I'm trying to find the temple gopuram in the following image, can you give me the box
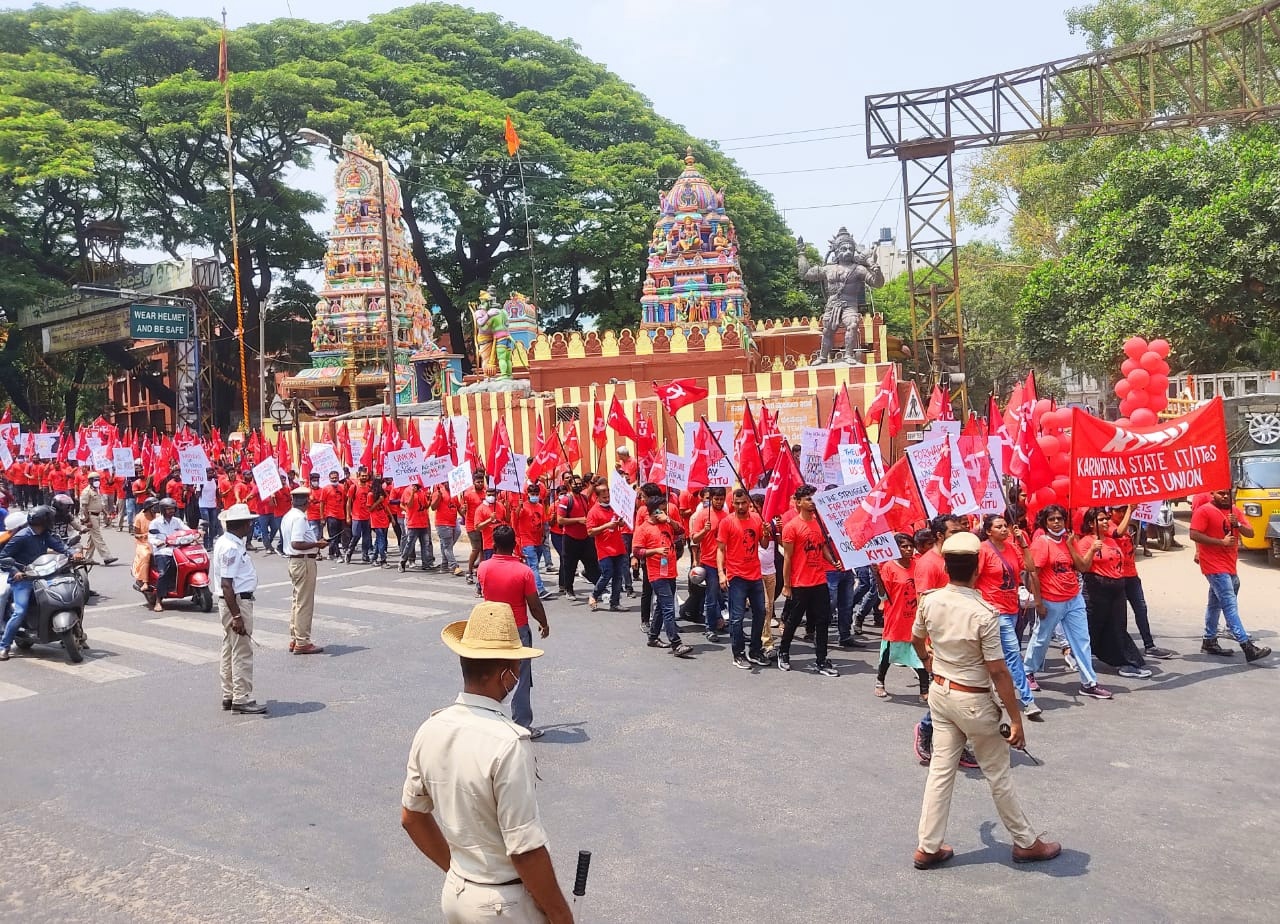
[282,135,452,415]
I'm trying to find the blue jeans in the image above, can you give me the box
[201,507,220,550]
[1204,572,1249,644]
[1,580,33,649]
[436,525,459,569]
[649,577,681,643]
[512,624,534,728]
[522,546,547,594]
[727,576,767,658]
[401,527,433,566]
[701,565,722,633]
[594,553,625,607]
[827,569,854,641]
[347,519,371,560]
[1025,593,1098,687]
[124,496,137,527]
[998,613,1034,707]
[539,533,554,569]
[851,565,877,620]
[372,527,388,563]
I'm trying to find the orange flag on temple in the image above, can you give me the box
[504,115,521,157]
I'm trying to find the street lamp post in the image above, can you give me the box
[298,128,399,426]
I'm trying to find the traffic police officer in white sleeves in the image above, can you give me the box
[212,503,267,715]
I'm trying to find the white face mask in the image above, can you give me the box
[1047,527,1067,539]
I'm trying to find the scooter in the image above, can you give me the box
[0,537,92,664]
[142,528,213,612]
[1153,500,1178,552]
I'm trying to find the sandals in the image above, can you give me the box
[874,681,888,698]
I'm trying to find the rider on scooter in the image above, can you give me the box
[149,497,187,612]
[0,506,70,661]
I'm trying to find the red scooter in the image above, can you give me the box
[142,528,212,612]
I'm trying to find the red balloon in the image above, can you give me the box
[1114,417,1131,427]
[1038,434,1061,457]
[1123,336,1149,359]
[1140,351,1163,372]
[1130,408,1157,427]
[1033,398,1053,420]
[1114,379,1132,399]
[1120,358,1138,376]
[1050,452,1070,475]
[1034,486,1057,506]
[1149,393,1169,413]
[1051,475,1071,495]
[1154,359,1170,377]
[1127,367,1151,389]
[1149,338,1170,358]
[1149,373,1169,393]
[1127,389,1149,409]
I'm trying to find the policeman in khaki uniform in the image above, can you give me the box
[79,473,117,565]
[212,503,266,715]
[401,602,574,924]
[911,531,1061,870]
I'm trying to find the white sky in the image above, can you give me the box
[62,0,1087,257]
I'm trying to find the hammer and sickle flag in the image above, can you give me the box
[653,379,708,416]
[842,457,925,549]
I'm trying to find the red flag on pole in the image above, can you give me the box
[634,409,657,461]
[405,419,423,450]
[735,403,765,489]
[606,395,637,442]
[425,420,449,459]
[652,378,708,416]
[464,426,479,471]
[922,443,953,515]
[276,431,292,473]
[847,406,879,482]
[686,420,718,492]
[486,419,514,486]
[866,364,902,436]
[591,401,607,450]
[759,404,784,471]
[336,422,353,466]
[926,384,953,422]
[842,457,926,548]
[761,441,804,523]
[526,418,562,482]
[358,424,374,471]
[560,422,582,471]
[823,383,855,461]
[1008,405,1053,492]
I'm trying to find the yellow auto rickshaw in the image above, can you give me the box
[1233,450,1280,566]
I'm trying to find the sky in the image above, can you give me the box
[62,0,1089,261]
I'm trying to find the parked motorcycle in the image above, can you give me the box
[142,528,212,612]
[1153,500,1177,552]
[0,536,91,664]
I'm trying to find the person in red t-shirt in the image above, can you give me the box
[430,484,461,575]
[716,487,769,669]
[460,472,488,583]
[1108,506,1173,660]
[875,533,930,699]
[399,482,435,572]
[1190,488,1271,662]
[344,471,374,563]
[914,515,966,593]
[477,525,550,733]
[555,477,599,599]
[1078,506,1151,679]
[778,485,838,676]
[632,497,692,656]
[614,446,639,485]
[367,480,391,565]
[513,483,551,597]
[320,471,348,559]
[689,487,727,640]
[586,483,628,611]
[975,514,1040,718]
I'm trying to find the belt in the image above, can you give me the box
[238,592,255,600]
[932,675,989,694]
[461,876,522,887]
[286,554,316,559]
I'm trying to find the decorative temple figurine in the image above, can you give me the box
[797,226,885,365]
[639,148,751,330]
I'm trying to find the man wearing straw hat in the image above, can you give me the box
[401,602,574,923]
[213,503,267,715]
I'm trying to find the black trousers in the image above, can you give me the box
[558,535,599,593]
[325,516,344,558]
[155,555,176,600]
[1084,573,1144,668]
[779,583,831,663]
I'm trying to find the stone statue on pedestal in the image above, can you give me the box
[797,226,884,364]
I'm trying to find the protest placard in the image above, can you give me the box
[91,444,112,472]
[683,420,734,487]
[0,441,11,469]
[1132,500,1162,523]
[1068,398,1230,505]
[447,461,473,497]
[34,434,57,459]
[384,446,425,487]
[420,455,452,487]
[177,444,211,485]
[665,452,689,490]
[905,435,979,517]
[112,448,136,478]
[0,423,20,445]
[252,458,282,500]
[308,442,343,480]
[813,482,899,569]
[609,471,637,529]
[837,443,884,486]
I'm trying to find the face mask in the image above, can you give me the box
[528,492,540,500]
[599,500,611,508]
[1047,527,1067,539]
[486,495,497,504]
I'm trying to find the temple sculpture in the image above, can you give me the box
[796,226,884,364]
[640,149,749,328]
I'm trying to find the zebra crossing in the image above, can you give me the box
[0,572,479,705]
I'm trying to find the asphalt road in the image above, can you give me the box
[0,521,1276,923]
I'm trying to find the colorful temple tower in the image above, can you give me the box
[287,135,442,411]
[640,149,749,328]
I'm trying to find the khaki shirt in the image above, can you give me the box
[80,486,105,515]
[912,584,1003,689]
[402,692,548,884]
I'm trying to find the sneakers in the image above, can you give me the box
[0,646,10,662]
[958,747,979,769]
[465,572,476,585]
[1079,684,1113,700]
[1012,838,1062,864]
[1023,701,1044,721]
[838,637,863,649]
[671,642,694,658]
[776,654,792,672]
[538,590,556,601]
[811,660,838,677]
[1062,646,1079,673]
[1200,638,1234,657]
[746,651,769,667]
[1144,645,1176,660]
[231,700,268,715]
[1243,640,1273,663]
[704,630,719,643]
[733,653,751,670]
[914,721,933,764]
[1118,665,1152,679]
[1026,672,1041,692]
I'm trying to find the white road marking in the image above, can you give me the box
[147,616,293,649]
[250,609,364,635]
[0,680,38,702]
[347,584,475,607]
[22,656,145,683]
[313,594,447,619]
[88,627,219,664]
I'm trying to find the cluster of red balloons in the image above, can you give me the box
[1034,400,1074,508]
[1113,336,1172,427]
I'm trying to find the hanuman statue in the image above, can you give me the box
[797,227,884,364]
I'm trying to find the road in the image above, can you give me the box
[0,521,1276,923]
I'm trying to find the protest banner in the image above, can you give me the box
[665,452,689,490]
[447,461,473,497]
[905,435,979,516]
[683,420,734,487]
[609,471,637,530]
[177,444,211,485]
[799,427,843,487]
[724,395,817,444]
[1068,397,1230,505]
[112,448,136,478]
[252,458,283,500]
[1132,500,1162,523]
[349,437,365,470]
[813,482,899,569]
[384,446,425,487]
[420,455,452,487]
[34,434,57,459]
[308,442,343,480]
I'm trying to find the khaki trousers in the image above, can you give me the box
[219,597,254,704]
[917,684,1037,853]
[761,573,777,647]
[288,556,317,645]
[441,869,547,924]
[84,515,111,562]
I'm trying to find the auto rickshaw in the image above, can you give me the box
[1233,450,1280,566]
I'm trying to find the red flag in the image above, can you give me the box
[922,442,953,515]
[336,423,353,466]
[652,378,708,416]
[446,419,459,466]
[276,431,292,473]
[0,405,9,425]
[561,422,582,471]
[74,429,90,463]
[1008,407,1054,492]
[486,419,514,486]
[591,401,607,450]
[846,406,879,482]
[425,420,449,459]
[958,415,991,501]
[842,457,926,548]
[926,384,953,422]
[464,426,479,470]
[504,114,520,157]
[761,441,804,523]
[686,420,719,491]
[526,418,562,482]
[866,364,902,437]
[405,419,423,450]
[300,441,313,481]
[358,424,374,471]
[759,404,784,471]
[634,409,657,461]
[823,383,855,461]
[735,403,765,489]
[606,395,637,442]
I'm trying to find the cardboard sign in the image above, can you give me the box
[799,427,843,488]
[683,420,734,487]
[1132,500,1162,523]
[1069,398,1230,505]
[447,461,473,497]
[905,435,980,517]
[813,482,899,569]
[837,443,884,486]
[385,446,426,488]
[112,447,136,478]
[665,452,689,491]
[724,396,817,444]
[308,442,343,480]
[420,454,452,487]
[349,438,365,470]
[252,458,282,500]
[494,452,525,493]
[91,445,112,472]
[0,441,11,469]
[177,444,211,485]
[609,471,637,530]
[34,434,58,459]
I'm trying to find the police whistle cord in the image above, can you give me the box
[572,850,591,919]
[999,722,1041,766]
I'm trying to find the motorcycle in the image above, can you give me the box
[1153,500,1178,552]
[142,528,213,612]
[0,537,92,664]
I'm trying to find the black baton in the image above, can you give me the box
[572,849,591,919]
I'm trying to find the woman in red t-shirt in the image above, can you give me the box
[368,481,391,566]
[1079,507,1151,678]
[874,533,929,700]
[976,514,1041,717]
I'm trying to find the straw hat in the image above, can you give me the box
[442,602,544,660]
[290,485,311,496]
[218,503,256,523]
